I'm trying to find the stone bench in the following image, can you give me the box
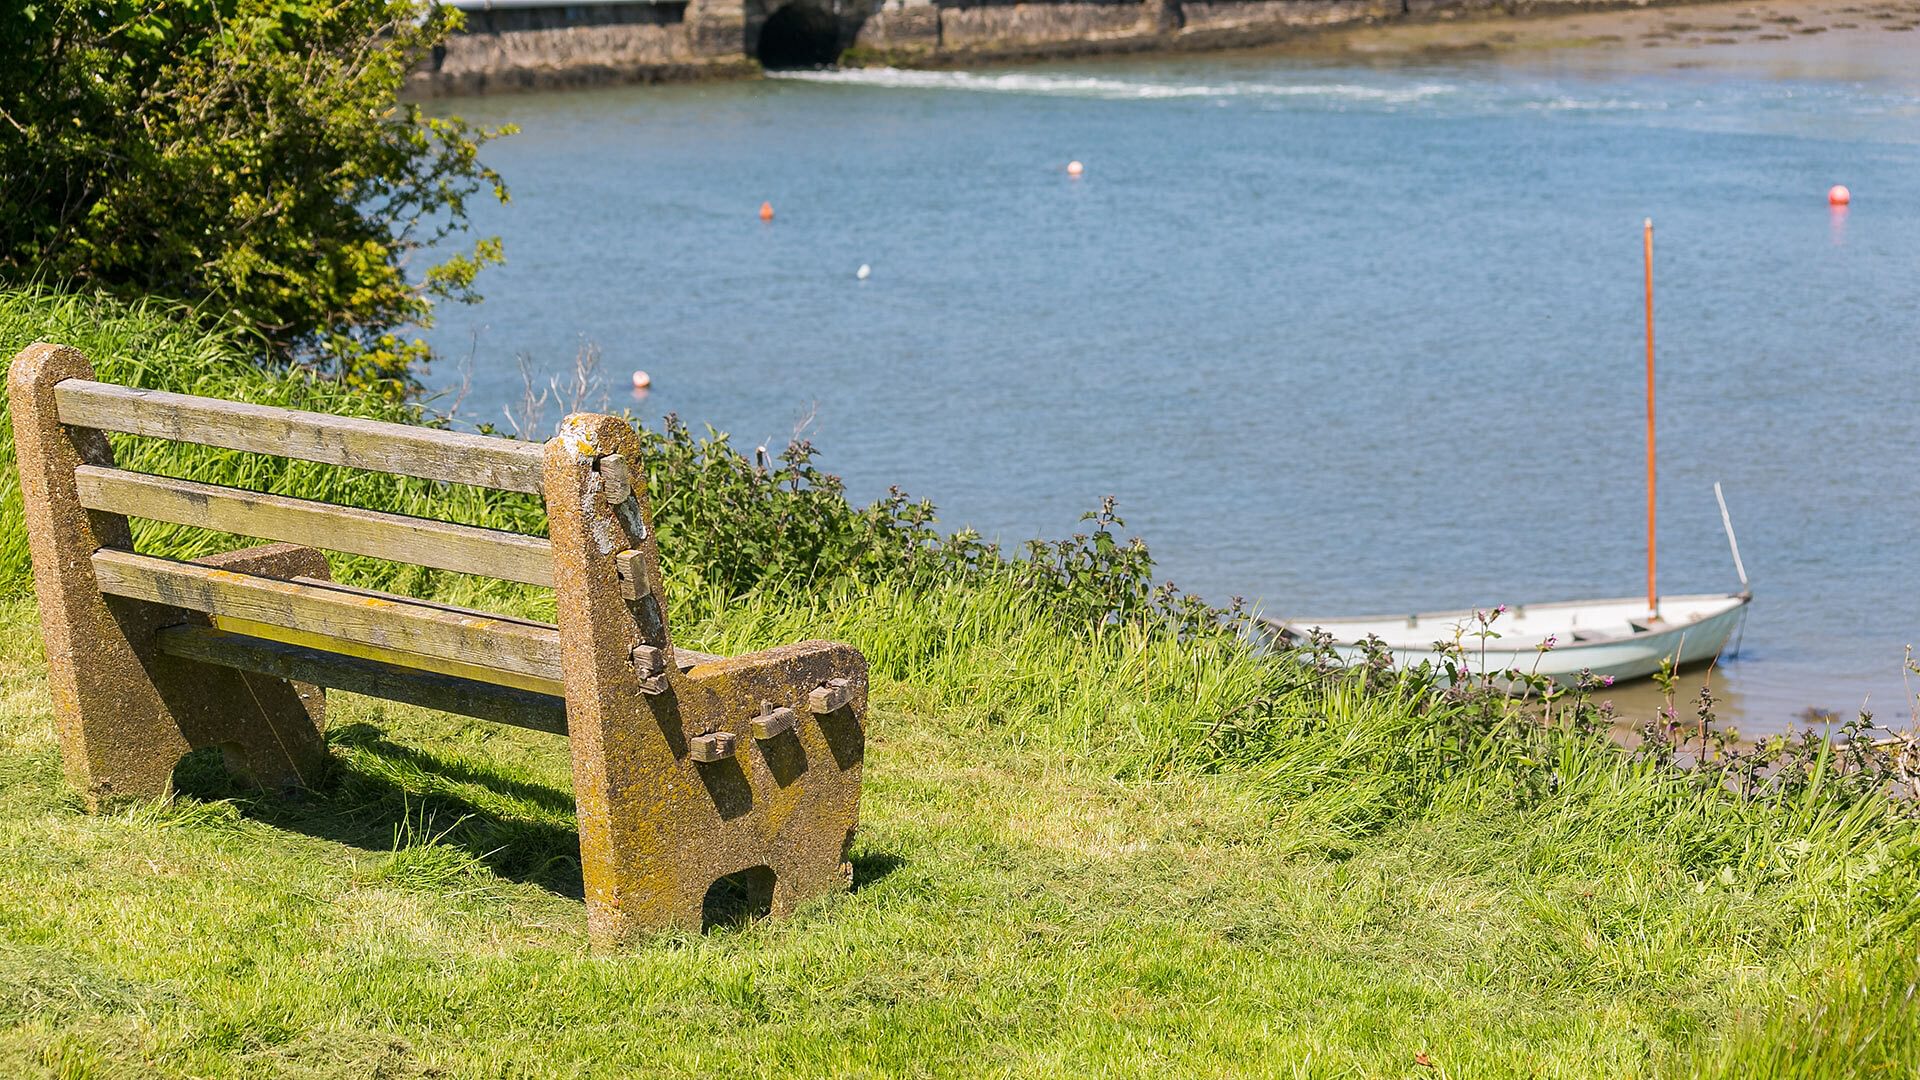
[9,342,866,948]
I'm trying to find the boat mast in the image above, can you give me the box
[1643,218,1658,619]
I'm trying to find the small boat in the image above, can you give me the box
[1257,591,1751,687]
[1261,221,1754,689]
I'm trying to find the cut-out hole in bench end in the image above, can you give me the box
[702,865,775,931]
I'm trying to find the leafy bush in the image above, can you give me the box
[630,417,1222,633]
[0,289,1201,640]
[0,0,511,390]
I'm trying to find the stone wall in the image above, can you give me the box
[1177,0,1392,35]
[408,0,1673,95]
[937,3,1150,51]
[414,1,756,94]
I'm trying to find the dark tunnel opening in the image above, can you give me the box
[757,2,842,69]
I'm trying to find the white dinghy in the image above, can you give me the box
[1262,221,1754,688]
[1258,591,1750,687]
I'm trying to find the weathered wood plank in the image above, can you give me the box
[284,572,725,664]
[285,575,560,630]
[154,624,570,734]
[92,548,564,694]
[616,549,646,601]
[75,466,555,586]
[675,646,725,668]
[54,380,547,493]
[271,552,720,670]
[282,576,724,668]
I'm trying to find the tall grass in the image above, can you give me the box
[688,578,1920,933]
[5,288,1916,934]
[0,288,549,606]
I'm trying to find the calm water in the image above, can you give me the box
[427,29,1920,732]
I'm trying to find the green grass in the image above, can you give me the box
[0,288,551,609]
[1,582,1916,1077]
[2,290,1918,1076]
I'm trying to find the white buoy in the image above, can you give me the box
[631,370,652,390]
[1067,160,1084,177]
[856,264,871,280]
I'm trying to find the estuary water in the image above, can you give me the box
[427,5,1920,732]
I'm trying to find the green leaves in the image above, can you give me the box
[0,0,510,390]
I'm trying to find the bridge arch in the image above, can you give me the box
[756,1,842,69]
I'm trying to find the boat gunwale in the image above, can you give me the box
[1259,591,1751,652]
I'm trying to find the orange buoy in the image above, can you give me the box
[759,201,775,221]
[1828,184,1851,206]
[631,370,652,390]
[1066,160,1084,177]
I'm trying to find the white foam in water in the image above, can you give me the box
[1522,96,1670,112]
[769,66,1455,105]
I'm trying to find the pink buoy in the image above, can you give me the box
[1067,160,1084,177]
[631,370,652,390]
[1828,184,1851,206]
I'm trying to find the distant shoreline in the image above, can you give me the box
[844,0,1753,71]
[408,0,1920,97]
[1211,0,1920,65]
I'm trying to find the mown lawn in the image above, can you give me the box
[0,587,1914,1078]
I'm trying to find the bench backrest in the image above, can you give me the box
[30,371,677,706]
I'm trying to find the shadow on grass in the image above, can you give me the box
[327,726,581,816]
[174,724,588,899]
[852,851,905,891]
[172,722,908,910]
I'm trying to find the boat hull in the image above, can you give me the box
[1259,592,1751,687]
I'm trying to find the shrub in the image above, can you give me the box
[0,289,1200,640]
[0,0,511,390]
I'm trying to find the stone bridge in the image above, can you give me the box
[414,0,1639,93]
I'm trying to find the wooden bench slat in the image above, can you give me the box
[54,380,548,494]
[75,466,556,587]
[155,624,570,735]
[94,550,721,700]
[283,575,561,630]
[92,548,564,695]
[277,578,724,669]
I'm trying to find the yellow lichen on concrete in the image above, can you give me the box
[542,412,866,946]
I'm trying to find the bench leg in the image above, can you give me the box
[543,413,865,948]
[9,343,328,807]
[675,640,866,920]
[177,544,331,794]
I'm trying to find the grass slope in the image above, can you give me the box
[1,292,1917,1077]
[2,587,1917,1078]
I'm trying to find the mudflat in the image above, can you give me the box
[1257,0,1920,70]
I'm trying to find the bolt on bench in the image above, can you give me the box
[9,342,866,948]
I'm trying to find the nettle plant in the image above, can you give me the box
[622,418,1233,638]
[1311,605,1920,811]
[1637,659,1920,807]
